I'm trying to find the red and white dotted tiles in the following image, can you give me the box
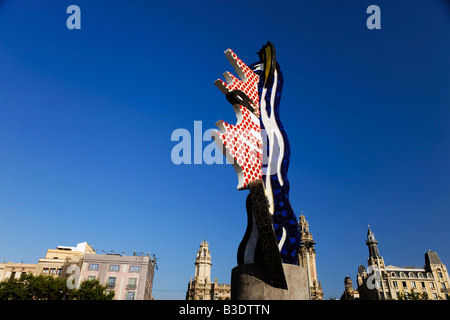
[213,49,263,190]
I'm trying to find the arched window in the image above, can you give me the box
[417,273,423,279]
[400,272,406,278]
[408,272,414,278]
[391,272,396,277]
[427,273,433,279]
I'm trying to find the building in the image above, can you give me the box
[297,213,323,300]
[340,275,360,300]
[186,240,231,300]
[0,242,94,282]
[0,262,37,281]
[36,242,95,278]
[342,226,450,300]
[78,252,156,300]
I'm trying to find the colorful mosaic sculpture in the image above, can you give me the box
[212,42,301,287]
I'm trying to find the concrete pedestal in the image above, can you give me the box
[231,263,309,300]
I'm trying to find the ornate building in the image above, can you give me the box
[186,240,231,300]
[341,275,360,300]
[297,213,323,300]
[342,226,450,300]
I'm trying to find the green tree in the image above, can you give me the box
[26,273,69,300]
[71,279,114,300]
[0,274,114,300]
[0,273,70,300]
[0,276,27,300]
[397,289,429,300]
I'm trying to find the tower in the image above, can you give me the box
[340,275,361,300]
[194,240,212,284]
[297,213,323,300]
[186,240,231,300]
[358,226,387,300]
[425,249,450,299]
[366,225,384,268]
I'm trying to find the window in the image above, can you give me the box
[402,281,407,288]
[393,281,398,288]
[427,273,433,279]
[421,282,426,289]
[441,282,447,290]
[50,268,56,274]
[400,272,406,278]
[129,266,140,272]
[411,281,416,288]
[42,268,49,274]
[430,282,435,289]
[89,264,99,270]
[126,291,135,300]
[408,272,414,278]
[127,278,137,290]
[109,265,120,272]
[432,293,438,300]
[87,276,96,281]
[107,277,116,289]
[417,273,423,279]
[56,269,62,275]
[391,272,396,277]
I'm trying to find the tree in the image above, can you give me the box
[0,273,69,300]
[397,289,429,300]
[0,276,27,300]
[0,274,114,300]
[71,279,114,300]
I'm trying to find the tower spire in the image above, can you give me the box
[366,225,381,259]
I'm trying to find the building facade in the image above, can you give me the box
[186,240,231,300]
[36,242,95,278]
[297,213,323,300]
[78,252,156,300]
[341,275,360,300]
[0,242,94,282]
[0,262,37,282]
[342,226,450,300]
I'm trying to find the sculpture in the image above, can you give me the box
[212,42,302,291]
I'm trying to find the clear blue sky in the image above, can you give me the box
[0,0,449,300]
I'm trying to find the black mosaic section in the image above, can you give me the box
[237,194,255,266]
[248,179,287,290]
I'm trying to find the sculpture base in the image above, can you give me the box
[231,263,309,300]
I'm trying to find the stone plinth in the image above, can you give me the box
[231,263,309,300]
